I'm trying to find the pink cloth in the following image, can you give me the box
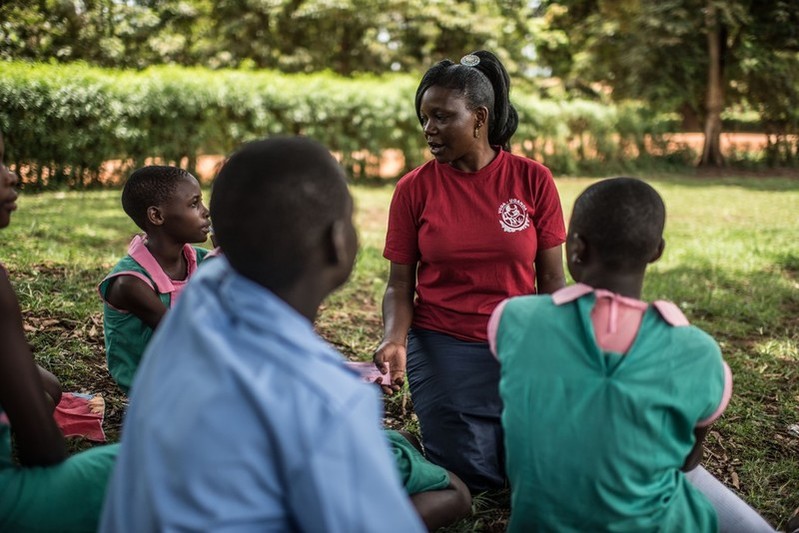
[346,361,392,386]
[53,392,106,442]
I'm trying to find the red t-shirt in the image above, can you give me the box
[384,150,566,342]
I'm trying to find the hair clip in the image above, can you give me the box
[460,54,480,67]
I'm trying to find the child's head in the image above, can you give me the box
[0,131,19,229]
[121,165,210,243]
[210,137,357,294]
[567,177,665,280]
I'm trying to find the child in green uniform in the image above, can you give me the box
[99,165,212,393]
[489,177,773,532]
[0,130,118,532]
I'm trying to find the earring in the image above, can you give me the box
[474,124,481,139]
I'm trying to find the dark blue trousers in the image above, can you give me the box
[406,328,506,491]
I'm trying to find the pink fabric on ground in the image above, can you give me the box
[347,361,392,386]
[53,392,106,442]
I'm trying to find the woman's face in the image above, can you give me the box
[419,86,484,171]
[0,134,19,229]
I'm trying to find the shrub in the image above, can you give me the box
[0,61,720,188]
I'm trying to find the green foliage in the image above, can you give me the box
[0,0,541,79]
[536,0,799,166]
[0,61,717,188]
[0,62,423,186]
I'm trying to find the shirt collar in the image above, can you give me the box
[128,235,198,294]
[551,283,689,326]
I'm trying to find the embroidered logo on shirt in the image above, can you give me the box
[498,199,530,233]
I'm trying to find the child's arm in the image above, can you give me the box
[0,269,67,466]
[682,426,708,472]
[683,360,731,472]
[104,275,167,329]
[535,245,566,294]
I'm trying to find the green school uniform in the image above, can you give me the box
[386,430,451,494]
[495,291,725,532]
[99,236,209,393]
[0,405,119,532]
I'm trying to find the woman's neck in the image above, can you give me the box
[449,144,498,173]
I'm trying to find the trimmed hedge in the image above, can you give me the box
[1,61,691,188]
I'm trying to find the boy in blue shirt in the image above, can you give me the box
[100,138,430,532]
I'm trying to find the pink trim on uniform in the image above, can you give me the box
[98,235,200,309]
[697,361,733,427]
[552,283,732,426]
[206,247,223,259]
[0,411,9,425]
[127,235,198,300]
[551,283,593,305]
[590,289,648,354]
[652,300,690,327]
[487,299,509,359]
[552,284,692,353]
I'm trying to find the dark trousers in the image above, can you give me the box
[406,328,506,492]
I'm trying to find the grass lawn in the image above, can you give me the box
[2,174,798,531]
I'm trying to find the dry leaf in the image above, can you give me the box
[731,472,740,489]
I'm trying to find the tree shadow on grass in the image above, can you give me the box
[647,263,798,526]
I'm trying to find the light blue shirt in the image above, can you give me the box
[100,258,424,533]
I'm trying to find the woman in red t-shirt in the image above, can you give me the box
[374,50,567,491]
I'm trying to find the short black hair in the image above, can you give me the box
[415,50,518,151]
[121,166,195,230]
[570,177,666,269]
[210,137,350,290]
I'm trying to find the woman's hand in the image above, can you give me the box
[373,340,407,395]
[376,261,416,395]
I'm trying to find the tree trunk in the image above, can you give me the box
[700,2,725,167]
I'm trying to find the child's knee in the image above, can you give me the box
[37,365,62,408]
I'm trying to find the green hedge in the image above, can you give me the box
[0,61,699,188]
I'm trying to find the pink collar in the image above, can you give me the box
[128,235,199,294]
[552,283,689,327]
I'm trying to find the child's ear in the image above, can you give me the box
[568,232,588,265]
[329,219,350,267]
[147,206,164,227]
[649,238,666,264]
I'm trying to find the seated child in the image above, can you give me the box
[99,165,211,393]
[388,429,471,530]
[100,137,468,532]
[489,177,773,532]
[0,130,118,532]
